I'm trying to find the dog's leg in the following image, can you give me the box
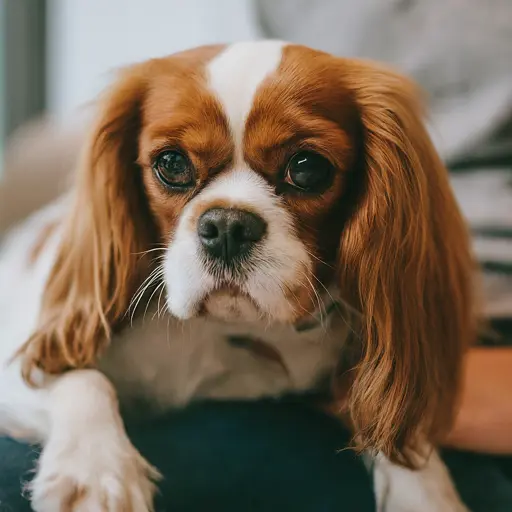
[372,449,468,512]
[30,369,159,512]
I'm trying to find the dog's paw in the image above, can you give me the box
[374,451,468,512]
[30,434,160,512]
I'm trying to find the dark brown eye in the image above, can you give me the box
[285,151,333,193]
[153,150,194,188]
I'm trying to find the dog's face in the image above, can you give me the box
[137,43,360,323]
[23,42,475,466]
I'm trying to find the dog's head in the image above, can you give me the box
[22,42,475,465]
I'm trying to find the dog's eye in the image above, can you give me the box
[153,150,194,188]
[284,151,333,193]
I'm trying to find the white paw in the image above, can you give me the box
[378,481,469,512]
[374,451,468,512]
[30,434,160,512]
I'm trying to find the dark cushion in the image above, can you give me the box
[3,399,512,511]
[0,400,375,512]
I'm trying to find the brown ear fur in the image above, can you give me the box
[338,61,476,467]
[19,64,155,382]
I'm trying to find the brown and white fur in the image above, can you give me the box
[0,41,475,511]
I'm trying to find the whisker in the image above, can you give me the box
[155,281,168,320]
[309,273,336,306]
[302,272,325,318]
[128,266,165,325]
[132,247,167,256]
[304,249,334,270]
[308,272,361,334]
[336,297,363,336]
[132,265,163,294]
[130,280,157,325]
[128,267,163,314]
[143,274,165,322]
[295,271,330,333]
[132,247,167,264]
[149,280,167,321]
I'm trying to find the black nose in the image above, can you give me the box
[197,208,267,263]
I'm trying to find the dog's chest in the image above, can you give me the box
[99,310,349,413]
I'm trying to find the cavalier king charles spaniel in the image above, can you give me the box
[0,41,475,511]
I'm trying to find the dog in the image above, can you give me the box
[0,41,475,511]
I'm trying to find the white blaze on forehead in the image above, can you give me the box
[206,41,286,161]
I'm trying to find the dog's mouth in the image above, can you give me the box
[198,284,339,329]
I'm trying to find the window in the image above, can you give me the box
[1,0,46,174]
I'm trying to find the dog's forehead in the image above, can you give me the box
[206,41,286,145]
[143,41,347,136]
[141,41,355,173]
[142,42,284,144]
[202,42,353,144]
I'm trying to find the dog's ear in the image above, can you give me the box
[18,63,156,382]
[337,60,476,467]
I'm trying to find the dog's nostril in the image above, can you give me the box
[235,218,265,243]
[198,220,219,240]
[231,223,247,243]
[197,208,266,263]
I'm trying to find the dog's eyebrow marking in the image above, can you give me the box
[227,335,289,376]
[206,41,285,163]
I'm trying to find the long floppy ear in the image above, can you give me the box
[338,61,476,467]
[19,64,155,382]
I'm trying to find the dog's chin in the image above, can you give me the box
[167,284,301,324]
[201,289,263,323]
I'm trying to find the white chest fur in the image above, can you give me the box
[101,309,349,414]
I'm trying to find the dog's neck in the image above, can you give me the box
[103,296,355,414]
